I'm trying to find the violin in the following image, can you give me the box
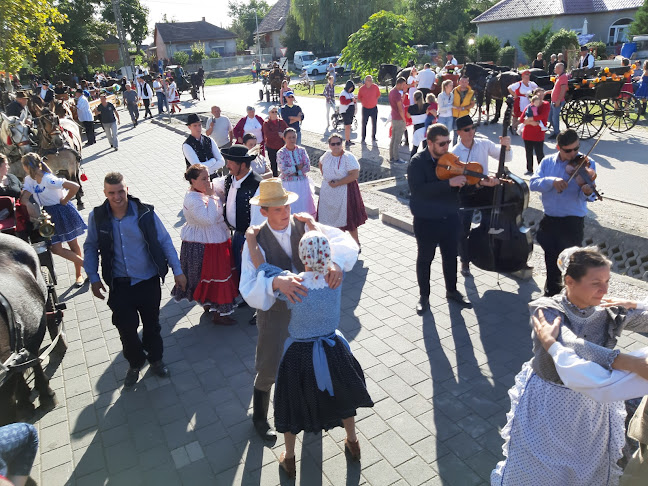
[565,153,603,201]
[435,152,488,186]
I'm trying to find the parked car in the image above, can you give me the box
[294,51,316,70]
[303,57,338,76]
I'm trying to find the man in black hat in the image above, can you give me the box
[450,115,508,276]
[578,46,594,70]
[182,113,225,174]
[5,91,32,124]
[38,81,54,104]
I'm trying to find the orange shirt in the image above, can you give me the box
[358,83,381,109]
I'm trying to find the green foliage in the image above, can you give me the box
[471,35,501,62]
[444,27,471,63]
[630,0,648,36]
[543,29,579,61]
[499,45,516,67]
[190,42,207,63]
[518,23,553,63]
[280,14,303,59]
[87,63,117,75]
[209,50,221,59]
[101,0,149,47]
[586,41,607,60]
[173,51,189,65]
[408,0,473,46]
[0,0,72,77]
[228,0,270,49]
[341,11,416,77]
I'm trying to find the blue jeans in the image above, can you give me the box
[0,423,38,477]
[437,115,454,140]
[156,92,166,114]
[549,101,565,136]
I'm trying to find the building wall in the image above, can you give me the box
[262,25,288,59]
[476,10,638,64]
[155,31,168,61]
[102,46,120,65]
[162,38,237,60]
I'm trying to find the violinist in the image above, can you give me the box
[450,115,509,277]
[530,129,597,297]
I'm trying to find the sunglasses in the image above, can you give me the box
[461,126,475,132]
[560,145,580,153]
[329,141,342,146]
[434,140,450,147]
[270,111,278,113]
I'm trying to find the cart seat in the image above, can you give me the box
[0,196,17,234]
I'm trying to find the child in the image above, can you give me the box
[525,94,547,131]
[423,93,438,134]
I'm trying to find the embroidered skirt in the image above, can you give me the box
[43,202,87,245]
[172,240,238,315]
[274,335,374,435]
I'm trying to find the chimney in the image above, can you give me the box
[202,17,205,22]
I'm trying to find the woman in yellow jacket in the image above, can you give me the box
[452,76,475,143]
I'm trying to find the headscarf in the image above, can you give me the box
[557,246,580,275]
[298,231,331,276]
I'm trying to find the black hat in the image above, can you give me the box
[14,91,27,99]
[221,144,256,163]
[456,115,474,131]
[580,45,588,51]
[186,113,201,125]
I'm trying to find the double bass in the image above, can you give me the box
[467,96,533,273]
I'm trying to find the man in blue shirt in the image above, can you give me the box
[84,172,187,387]
[530,129,596,296]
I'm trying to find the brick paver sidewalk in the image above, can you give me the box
[28,118,647,486]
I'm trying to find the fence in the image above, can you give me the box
[201,54,273,75]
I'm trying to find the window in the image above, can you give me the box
[608,18,633,45]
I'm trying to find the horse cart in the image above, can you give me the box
[259,67,290,103]
[560,66,642,139]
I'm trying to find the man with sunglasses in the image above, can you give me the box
[408,123,476,315]
[451,115,509,277]
[530,129,596,296]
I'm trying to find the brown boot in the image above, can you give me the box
[279,451,296,478]
[344,438,361,461]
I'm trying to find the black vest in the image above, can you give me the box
[183,135,213,168]
[92,195,169,287]
[223,171,262,232]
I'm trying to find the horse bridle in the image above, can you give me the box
[37,114,63,151]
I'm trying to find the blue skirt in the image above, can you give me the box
[274,336,374,434]
[44,203,87,245]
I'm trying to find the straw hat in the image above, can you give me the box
[250,178,298,207]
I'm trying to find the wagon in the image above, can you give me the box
[259,67,290,103]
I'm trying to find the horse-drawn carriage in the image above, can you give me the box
[166,65,192,93]
[560,65,641,139]
[259,65,290,103]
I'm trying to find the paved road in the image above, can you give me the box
[26,115,648,485]
[170,81,648,207]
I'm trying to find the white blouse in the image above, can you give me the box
[179,188,231,244]
[23,173,67,207]
[243,117,263,142]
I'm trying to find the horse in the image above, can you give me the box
[0,233,62,425]
[0,113,34,176]
[34,110,86,210]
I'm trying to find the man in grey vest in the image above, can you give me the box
[239,178,359,440]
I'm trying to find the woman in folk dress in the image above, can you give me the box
[167,77,181,113]
[276,127,316,216]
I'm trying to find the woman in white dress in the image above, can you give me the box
[317,133,367,247]
[276,127,316,216]
[492,246,648,486]
[407,67,419,103]
[407,90,429,157]
[167,77,181,113]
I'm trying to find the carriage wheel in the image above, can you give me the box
[470,98,498,124]
[602,92,641,133]
[561,98,604,140]
[259,89,264,102]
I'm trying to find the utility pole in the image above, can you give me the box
[112,0,132,79]
[255,10,261,59]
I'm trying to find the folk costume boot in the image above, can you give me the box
[252,388,277,441]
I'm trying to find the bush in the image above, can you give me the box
[499,46,517,67]
[209,50,221,59]
[173,51,190,65]
[518,23,553,63]
[472,35,501,63]
[586,41,607,60]
[190,43,207,63]
[87,64,116,75]
[543,29,579,63]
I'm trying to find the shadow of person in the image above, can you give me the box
[337,261,369,344]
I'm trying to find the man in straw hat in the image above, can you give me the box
[239,178,359,441]
[5,91,32,125]
[182,113,225,174]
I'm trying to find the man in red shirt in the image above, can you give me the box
[547,62,568,139]
[357,75,381,144]
[389,77,407,164]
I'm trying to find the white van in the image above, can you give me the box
[294,51,316,70]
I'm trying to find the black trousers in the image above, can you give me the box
[362,106,378,140]
[143,98,153,118]
[524,139,545,172]
[536,215,584,296]
[413,214,460,298]
[82,121,95,144]
[107,276,163,368]
[458,210,474,264]
[267,147,279,177]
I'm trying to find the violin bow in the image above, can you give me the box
[566,125,607,185]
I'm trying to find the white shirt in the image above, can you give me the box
[239,221,359,311]
[508,81,538,113]
[206,115,233,147]
[213,172,263,229]
[243,117,263,142]
[182,136,225,174]
[446,58,458,66]
[180,188,230,244]
[137,81,152,99]
[75,95,93,122]
[579,53,595,69]
[450,137,512,174]
[417,69,436,90]
[23,173,67,207]
[153,80,163,93]
[39,88,48,99]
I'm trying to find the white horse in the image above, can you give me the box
[0,113,34,178]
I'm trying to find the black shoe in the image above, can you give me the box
[124,367,140,387]
[361,138,366,144]
[150,360,170,378]
[372,137,378,142]
[461,264,472,277]
[524,170,533,175]
[548,133,557,140]
[252,388,277,442]
[249,312,257,326]
[446,290,473,308]
[416,298,429,316]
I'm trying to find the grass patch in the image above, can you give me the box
[205,75,252,86]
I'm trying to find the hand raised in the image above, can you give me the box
[532,309,561,351]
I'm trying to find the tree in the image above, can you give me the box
[444,27,471,63]
[630,0,648,36]
[0,0,72,82]
[543,29,579,65]
[102,0,149,48]
[228,0,270,50]
[341,11,416,76]
[173,51,189,65]
[190,42,206,63]
[472,35,501,62]
[408,0,472,46]
[518,23,553,64]
[280,14,303,59]
[499,46,516,67]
